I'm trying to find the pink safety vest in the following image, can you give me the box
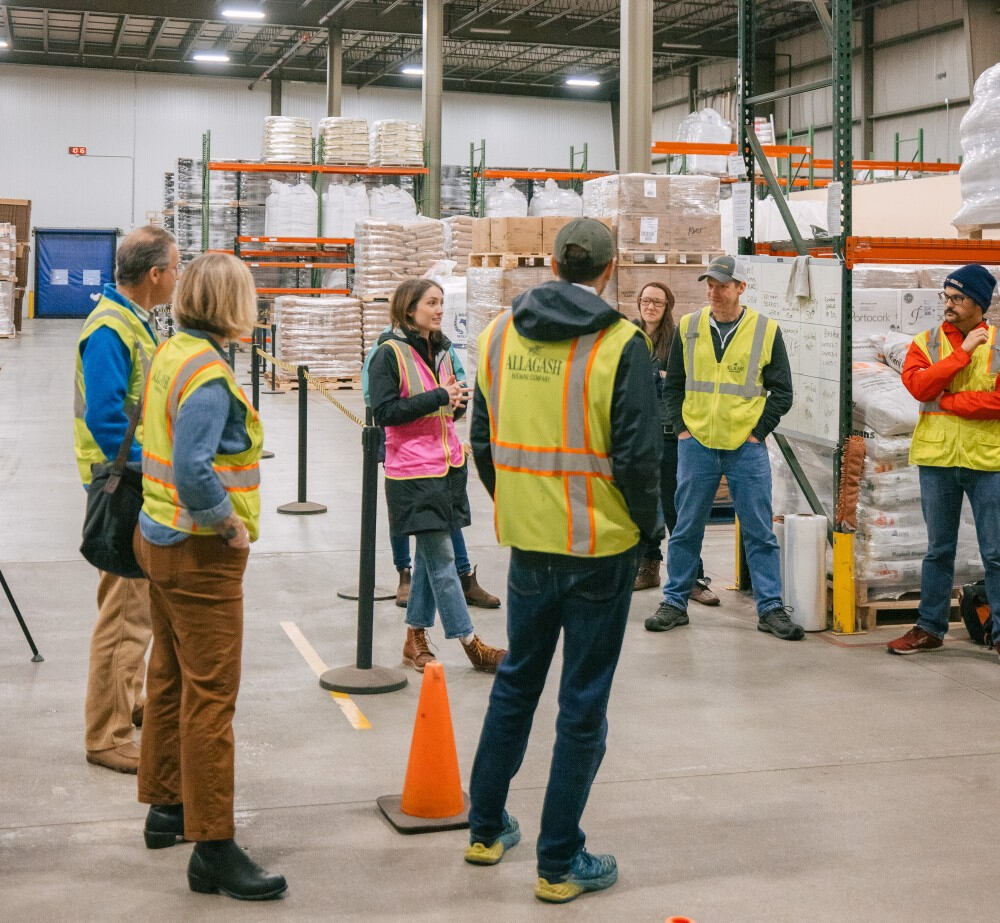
[382,339,465,479]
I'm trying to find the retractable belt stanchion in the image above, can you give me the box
[228,342,236,370]
[250,330,275,459]
[1,567,43,662]
[322,407,407,694]
[277,364,327,515]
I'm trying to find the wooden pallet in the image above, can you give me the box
[618,248,724,266]
[276,374,361,392]
[469,253,551,269]
[956,223,1000,241]
[830,581,961,631]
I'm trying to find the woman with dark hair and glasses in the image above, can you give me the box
[367,278,506,673]
[631,282,719,606]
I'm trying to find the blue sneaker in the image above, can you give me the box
[534,848,618,903]
[464,813,520,866]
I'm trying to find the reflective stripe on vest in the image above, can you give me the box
[483,312,634,556]
[684,308,769,399]
[919,325,1000,412]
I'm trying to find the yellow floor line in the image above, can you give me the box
[280,620,372,730]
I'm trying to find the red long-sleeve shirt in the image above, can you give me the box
[900,321,1000,420]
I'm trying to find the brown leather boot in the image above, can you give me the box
[632,559,661,592]
[395,568,411,608]
[460,566,501,609]
[402,627,436,672]
[461,635,506,673]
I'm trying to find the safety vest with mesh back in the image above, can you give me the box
[478,310,646,557]
[909,324,1000,470]
[73,295,159,486]
[382,339,465,479]
[141,332,264,541]
[679,306,778,450]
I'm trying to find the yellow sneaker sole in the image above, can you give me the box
[534,878,584,903]
[464,841,505,865]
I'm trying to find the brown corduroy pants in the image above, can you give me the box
[85,572,151,752]
[133,529,249,842]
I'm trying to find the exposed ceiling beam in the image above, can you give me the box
[78,11,88,60]
[146,17,167,60]
[450,0,508,33]
[112,14,128,58]
[177,19,205,60]
[379,0,408,15]
[497,0,547,25]
[42,7,48,53]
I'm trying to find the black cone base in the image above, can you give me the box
[376,793,470,834]
[319,664,407,695]
[260,449,275,459]
[337,585,395,601]
[277,501,327,515]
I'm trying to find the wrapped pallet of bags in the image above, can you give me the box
[403,219,447,277]
[321,181,369,239]
[319,117,368,165]
[369,120,423,167]
[485,178,528,218]
[353,219,410,300]
[262,116,313,164]
[953,62,1000,231]
[273,295,363,379]
[465,267,504,383]
[528,179,583,217]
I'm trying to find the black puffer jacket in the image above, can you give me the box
[470,280,663,546]
[369,326,470,536]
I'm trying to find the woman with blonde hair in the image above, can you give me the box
[632,282,718,605]
[367,277,506,673]
[133,253,286,900]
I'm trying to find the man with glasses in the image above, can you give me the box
[887,263,1000,655]
[74,226,179,772]
[645,254,802,640]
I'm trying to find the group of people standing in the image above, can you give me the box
[74,215,1000,907]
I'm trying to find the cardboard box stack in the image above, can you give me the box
[0,199,32,333]
[582,174,722,319]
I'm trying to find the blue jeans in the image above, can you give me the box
[916,465,1000,640]
[663,436,783,615]
[405,530,474,639]
[468,546,638,881]
[390,529,471,576]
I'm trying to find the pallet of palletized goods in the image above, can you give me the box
[468,253,552,270]
[826,581,960,632]
[617,248,724,266]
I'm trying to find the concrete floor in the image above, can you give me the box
[2,319,999,923]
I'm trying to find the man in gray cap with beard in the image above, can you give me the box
[645,253,802,640]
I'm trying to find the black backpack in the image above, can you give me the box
[959,581,992,647]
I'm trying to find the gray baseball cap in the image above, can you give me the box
[698,254,747,284]
[553,218,615,267]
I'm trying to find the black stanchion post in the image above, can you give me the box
[277,365,327,515]
[228,342,236,370]
[0,566,43,662]
[321,407,406,694]
[252,330,276,458]
[260,325,283,396]
[270,323,277,391]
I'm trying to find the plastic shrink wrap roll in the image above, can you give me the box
[485,178,529,217]
[784,514,827,630]
[953,63,1000,229]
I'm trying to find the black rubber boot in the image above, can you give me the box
[187,839,288,901]
[144,804,185,849]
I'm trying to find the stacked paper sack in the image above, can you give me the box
[273,295,363,379]
[0,223,14,336]
[443,216,488,273]
[362,300,392,354]
[369,120,423,166]
[319,117,369,165]
[262,116,313,164]
[353,219,446,300]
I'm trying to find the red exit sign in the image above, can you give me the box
[68,146,88,156]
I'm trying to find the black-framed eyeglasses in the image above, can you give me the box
[938,291,969,306]
[639,297,667,308]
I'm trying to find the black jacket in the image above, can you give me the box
[470,280,663,547]
[369,326,470,535]
[664,307,793,442]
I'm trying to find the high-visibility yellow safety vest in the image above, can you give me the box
[478,311,645,557]
[141,332,264,541]
[909,324,1000,470]
[679,306,777,450]
[73,294,159,486]
[381,339,465,479]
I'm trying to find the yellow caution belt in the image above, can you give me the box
[253,347,366,429]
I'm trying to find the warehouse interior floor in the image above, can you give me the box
[2,319,999,923]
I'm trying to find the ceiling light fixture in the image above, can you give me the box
[565,77,600,87]
[468,27,511,35]
[401,66,423,76]
[193,52,231,62]
[222,8,266,19]
[0,39,8,48]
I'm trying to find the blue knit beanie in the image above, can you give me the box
[943,264,997,312]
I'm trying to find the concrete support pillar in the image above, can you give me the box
[609,97,621,172]
[861,5,874,159]
[270,71,282,116]
[964,0,1000,90]
[327,26,342,117]
[688,67,698,113]
[619,0,652,174]
[422,0,443,218]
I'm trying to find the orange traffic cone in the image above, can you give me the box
[377,661,470,833]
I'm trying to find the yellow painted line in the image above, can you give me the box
[280,620,372,730]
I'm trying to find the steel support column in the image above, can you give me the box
[737,0,756,255]
[270,70,282,115]
[861,5,874,159]
[422,0,443,217]
[326,26,342,116]
[619,0,652,174]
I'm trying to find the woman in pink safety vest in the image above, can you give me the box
[366,278,506,674]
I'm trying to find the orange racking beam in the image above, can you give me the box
[255,288,352,295]
[813,159,959,173]
[210,162,428,175]
[651,141,812,157]
[237,236,354,245]
[245,262,353,269]
[846,236,1000,268]
[480,169,612,181]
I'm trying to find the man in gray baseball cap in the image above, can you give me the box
[698,254,748,285]
[463,216,663,902]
